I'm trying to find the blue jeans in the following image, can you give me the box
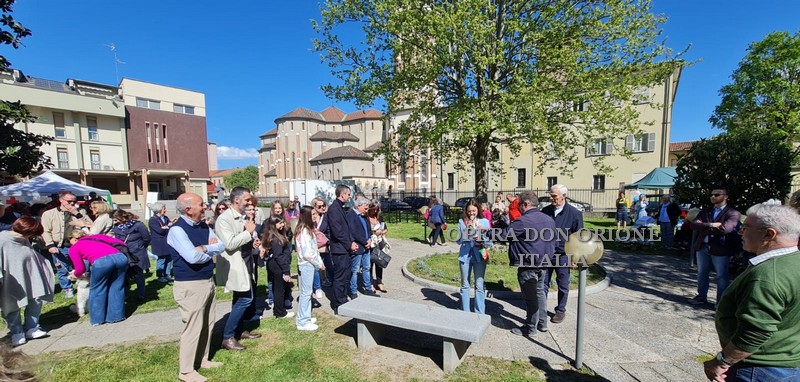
[729,364,800,381]
[350,253,371,295]
[2,299,43,335]
[156,256,173,278]
[659,221,675,247]
[89,253,129,325]
[696,245,731,302]
[54,247,74,291]
[459,259,486,314]
[223,282,254,339]
[313,268,321,291]
[297,263,315,326]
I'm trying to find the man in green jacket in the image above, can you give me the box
[704,204,800,381]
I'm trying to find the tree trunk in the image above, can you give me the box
[471,136,489,202]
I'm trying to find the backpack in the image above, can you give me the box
[83,237,137,267]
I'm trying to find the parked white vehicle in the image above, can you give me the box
[290,180,363,207]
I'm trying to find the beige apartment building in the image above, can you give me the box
[257,106,387,197]
[385,66,682,210]
[0,68,132,203]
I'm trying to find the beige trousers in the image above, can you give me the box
[173,278,217,374]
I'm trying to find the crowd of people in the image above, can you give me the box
[4,185,800,381]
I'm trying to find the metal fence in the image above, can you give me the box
[390,188,624,212]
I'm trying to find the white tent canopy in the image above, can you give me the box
[0,171,111,201]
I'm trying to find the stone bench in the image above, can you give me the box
[337,297,491,372]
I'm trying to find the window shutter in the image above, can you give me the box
[625,134,634,151]
[606,138,614,154]
[648,133,656,152]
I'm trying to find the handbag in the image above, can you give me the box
[370,248,392,268]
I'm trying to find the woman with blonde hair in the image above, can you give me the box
[89,201,114,235]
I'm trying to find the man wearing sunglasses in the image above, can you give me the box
[41,190,94,298]
[688,189,741,306]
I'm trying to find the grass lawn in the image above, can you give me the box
[409,249,606,292]
[0,256,302,333]
[31,311,600,382]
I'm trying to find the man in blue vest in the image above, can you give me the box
[167,193,226,382]
[348,196,377,298]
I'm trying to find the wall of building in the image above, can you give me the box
[120,79,206,117]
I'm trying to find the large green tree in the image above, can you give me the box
[223,166,259,193]
[0,0,53,177]
[314,0,679,198]
[710,31,800,140]
[673,130,793,210]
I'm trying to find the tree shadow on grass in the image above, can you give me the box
[528,357,611,382]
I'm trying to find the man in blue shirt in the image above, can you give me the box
[167,193,226,382]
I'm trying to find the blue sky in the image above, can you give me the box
[7,1,800,169]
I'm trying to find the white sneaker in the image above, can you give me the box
[11,333,26,347]
[314,290,323,299]
[25,327,47,339]
[297,323,319,331]
[280,312,296,319]
[310,317,317,324]
[64,288,74,298]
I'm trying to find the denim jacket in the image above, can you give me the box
[457,218,491,264]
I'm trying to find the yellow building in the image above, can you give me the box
[385,66,683,211]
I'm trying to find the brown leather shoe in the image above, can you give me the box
[240,330,262,340]
[551,311,566,323]
[221,337,246,351]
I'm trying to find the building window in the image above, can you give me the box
[90,150,101,170]
[586,138,613,156]
[53,112,66,138]
[593,175,605,190]
[87,117,99,141]
[625,133,656,153]
[166,179,170,187]
[57,148,68,169]
[164,149,168,163]
[156,148,160,163]
[147,149,152,163]
[547,176,558,189]
[447,173,455,190]
[572,99,589,112]
[517,168,526,188]
[136,98,160,110]
[173,104,194,114]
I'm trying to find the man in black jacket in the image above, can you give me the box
[540,184,584,326]
[496,191,556,337]
[327,185,357,312]
[655,195,682,248]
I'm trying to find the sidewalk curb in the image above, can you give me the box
[401,255,612,300]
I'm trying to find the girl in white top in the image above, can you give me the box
[294,205,325,331]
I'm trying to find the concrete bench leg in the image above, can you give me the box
[356,320,385,350]
[442,338,470,372]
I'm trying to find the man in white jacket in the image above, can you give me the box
[214,186,260,351]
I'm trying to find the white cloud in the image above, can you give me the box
[217,146,259,160]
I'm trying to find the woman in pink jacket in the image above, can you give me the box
[68,231,129,326]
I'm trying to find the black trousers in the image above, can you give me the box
[267,260,292,317]
[544,253,571,313]
[331,253,351,309]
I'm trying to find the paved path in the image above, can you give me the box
[20,239,719,381]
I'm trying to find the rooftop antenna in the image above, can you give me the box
[104,43,125,82]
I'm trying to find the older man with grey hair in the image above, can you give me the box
[348,196,377,297]
[540,184,583,326]
[167,193,226,382]
[704,204,800,381]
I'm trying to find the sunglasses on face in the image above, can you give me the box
[63,199,77,204]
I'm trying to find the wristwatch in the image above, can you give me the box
[716,351,734,367]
